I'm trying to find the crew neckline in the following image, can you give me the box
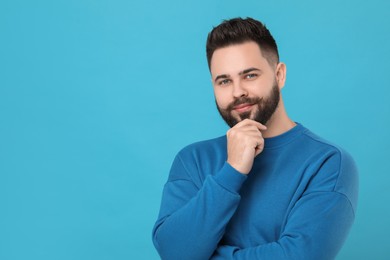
[263,122,306,149]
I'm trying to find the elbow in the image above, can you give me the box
[152,228,213,260]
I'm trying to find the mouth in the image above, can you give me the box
[233,103,254,113]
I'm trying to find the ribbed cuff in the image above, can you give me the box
[214,162,247,193]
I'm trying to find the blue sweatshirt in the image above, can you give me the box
[152,123,358,260]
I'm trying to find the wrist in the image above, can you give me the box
[214,162,248,193]
[226,160,250,175]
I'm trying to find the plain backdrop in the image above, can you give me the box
[1,0,389,259]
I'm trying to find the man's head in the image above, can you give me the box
[206,18,286,128]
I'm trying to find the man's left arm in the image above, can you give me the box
[212,149,359,260]
[212,191,355,259]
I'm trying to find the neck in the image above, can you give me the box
[262,96,295,138]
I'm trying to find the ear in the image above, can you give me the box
[275,62,287,89]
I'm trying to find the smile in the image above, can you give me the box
[233,103,254,113]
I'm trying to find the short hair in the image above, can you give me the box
[206,17,279,69]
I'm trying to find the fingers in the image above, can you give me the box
[254,141,264,157]
[227,125,263,143]
[227,119,265,144]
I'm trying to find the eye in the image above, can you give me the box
[245,73,258,80]
[218,79,231,86]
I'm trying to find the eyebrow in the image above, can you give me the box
[214,67,261,83]
[214,74,229,83]
[239,67,261,75]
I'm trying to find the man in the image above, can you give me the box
[152,17,358,260]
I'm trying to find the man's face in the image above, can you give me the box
[210,41,282,128]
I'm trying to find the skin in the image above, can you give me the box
[210,41,296,174]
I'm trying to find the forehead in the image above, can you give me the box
[210,41,272,77]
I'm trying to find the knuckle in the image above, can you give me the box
[227,129,237,138]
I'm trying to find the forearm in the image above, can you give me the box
[211,192,355,260]
[153,163,246,260]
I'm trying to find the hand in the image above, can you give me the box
[226,119,267,174]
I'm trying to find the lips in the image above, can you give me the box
[233,103,254,113]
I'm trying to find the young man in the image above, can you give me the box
[152,17,358,260]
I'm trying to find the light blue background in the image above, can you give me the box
[1,0,389,259]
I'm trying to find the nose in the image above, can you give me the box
[232,80,248,98]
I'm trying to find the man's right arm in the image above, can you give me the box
[152,119,266,259]
[152,154,247,260]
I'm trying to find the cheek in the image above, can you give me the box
[246,81,267,94]
[214,89,230,108]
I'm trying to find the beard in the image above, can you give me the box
[216,82,280,128]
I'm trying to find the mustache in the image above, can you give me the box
[226,97,262,111]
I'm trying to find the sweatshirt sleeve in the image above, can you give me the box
[152,154,247,260]
[211,191,355,260]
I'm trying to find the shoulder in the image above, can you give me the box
[300,127,359,211]
[168,135,227,183]
[177,135,226,161]
[301,128,357,171]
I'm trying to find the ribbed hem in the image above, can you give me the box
[214,162,247,193]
